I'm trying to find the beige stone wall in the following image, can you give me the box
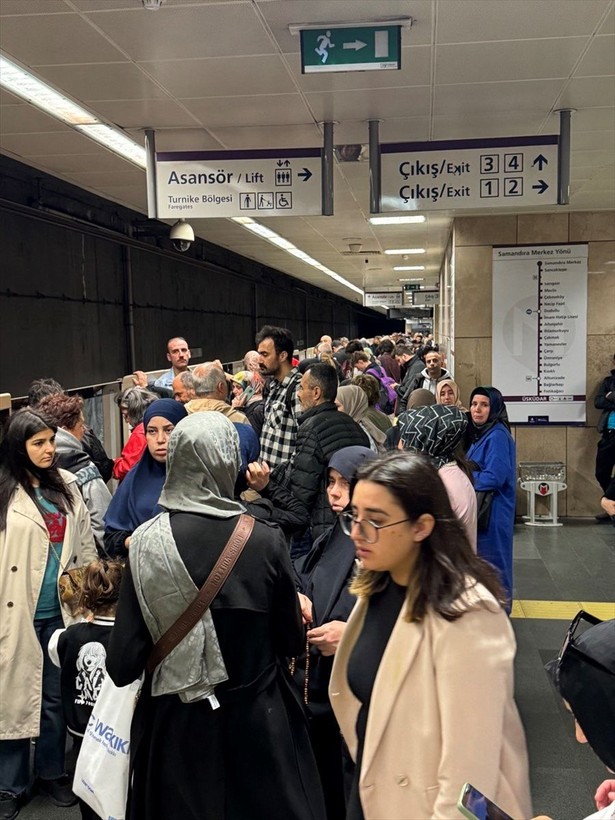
[451,211,615,518]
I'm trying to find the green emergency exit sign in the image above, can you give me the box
[301,26,401,74]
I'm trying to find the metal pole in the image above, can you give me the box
[321,122,334,216]
[557,109,572,206]
[145,129,158,218]
[369,120,381,214]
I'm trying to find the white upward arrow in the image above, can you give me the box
[343,39,367,51]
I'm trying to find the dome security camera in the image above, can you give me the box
[169,219,194,252]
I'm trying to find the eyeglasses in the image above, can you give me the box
[558,610,601,662]
[339,512,412,544]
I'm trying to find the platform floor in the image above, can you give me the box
[18,521,615,820]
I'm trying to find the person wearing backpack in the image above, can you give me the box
[351,353,397,416]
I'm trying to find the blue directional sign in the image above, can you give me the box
[380,136,559,211]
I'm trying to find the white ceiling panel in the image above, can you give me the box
[436,0,612,43]
[434,80,567,116]
[182,94,313,128]
[436,38,588,85]
[0,0,613,303]
[86,98,200,128]
[0,0,69,14]
[0,104,71,133]
[575,35,615,76]
[86,4,275,61]
[0,14,126,65]
[207,123,322,149]
[140,55,298,97]
[36,63,170,101]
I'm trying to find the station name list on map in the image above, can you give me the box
[492,244,588,424]
[380,135,558,211]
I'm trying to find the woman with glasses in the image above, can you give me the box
[330,451,531,820]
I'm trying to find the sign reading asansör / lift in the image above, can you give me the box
[380,136,559,212]
[154,148,322,218]
[301,26,401,73]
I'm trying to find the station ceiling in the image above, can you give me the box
[1,0,613,305]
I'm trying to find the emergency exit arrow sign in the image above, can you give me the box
[300,25,402,73]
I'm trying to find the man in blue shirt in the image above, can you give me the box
[133,336,191,395]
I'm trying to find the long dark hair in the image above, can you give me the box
[349,451,505,621]
[0,408,74,530]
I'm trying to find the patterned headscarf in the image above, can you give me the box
[398,405,468,468]
[159,413,245,518]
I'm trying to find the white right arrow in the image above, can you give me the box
[343,40,367,51]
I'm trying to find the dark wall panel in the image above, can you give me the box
[0,154,386,396]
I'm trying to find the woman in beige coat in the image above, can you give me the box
[0,409,96,819]
[330,452,531,820]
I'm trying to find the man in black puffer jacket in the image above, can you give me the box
[290,363,369,542]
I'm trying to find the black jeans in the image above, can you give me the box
[596,431,615,493]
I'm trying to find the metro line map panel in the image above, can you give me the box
[492,244,588,424]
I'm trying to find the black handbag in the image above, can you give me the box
[476,490,495,532]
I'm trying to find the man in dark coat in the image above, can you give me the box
[594,352,615,521]
[290,363,369,541]
[394,344,426,414]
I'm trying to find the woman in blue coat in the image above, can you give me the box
[466,386,516,610]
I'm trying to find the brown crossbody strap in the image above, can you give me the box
[146,513,254,675]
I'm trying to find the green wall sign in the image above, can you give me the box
[301,26,401,74]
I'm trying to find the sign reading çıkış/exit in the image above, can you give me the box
[154,149,322,218]
[380,136,558,211]
[301,26,401,73]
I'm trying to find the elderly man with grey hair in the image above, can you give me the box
[185,362,248,424]
[172,371,196,404]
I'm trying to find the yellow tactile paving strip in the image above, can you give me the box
[511,600,615,620]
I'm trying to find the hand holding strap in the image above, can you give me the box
[146,514,254,675]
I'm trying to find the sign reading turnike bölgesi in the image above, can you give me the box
[154,149,322,218]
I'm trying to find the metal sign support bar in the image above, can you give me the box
[322,121,334,216]
[369,119,381,214]
[557,109,573,206]
[145,129,158,218]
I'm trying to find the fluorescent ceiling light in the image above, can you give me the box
[393,265,425,271]
[230,217,363,296]
[0,53,146,168]
[369,216,426,225]
[398,278,424,282]
[384,248,426,255]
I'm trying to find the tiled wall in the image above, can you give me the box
[450,211,615,518]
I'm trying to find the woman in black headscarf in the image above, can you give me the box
[296,446,376,820]
[106,413,325,820]
[466,386,516,610]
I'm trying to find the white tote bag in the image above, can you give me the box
[73,673,142,820]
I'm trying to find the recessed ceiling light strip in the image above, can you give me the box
[0,54,146,168]
[230,217,363,296]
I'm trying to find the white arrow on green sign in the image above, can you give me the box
[301,26,401,73]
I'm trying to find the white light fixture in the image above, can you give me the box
[230,217,363,296]
[384,248,426,255]
[398,278,424,282]
[0,53,146,169]
[393,265,425,271]
[369,215,426,225]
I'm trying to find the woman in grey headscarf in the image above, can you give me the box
[106,413,325,820]
[336,385,387,452]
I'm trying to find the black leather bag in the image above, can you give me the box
[476,490,495,532]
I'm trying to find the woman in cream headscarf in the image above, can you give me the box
[336,385,387,452]
[106,413,325,820]
[435,378,466,411]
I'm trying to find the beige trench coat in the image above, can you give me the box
[0,470,97,740]
[329,582,532,820]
